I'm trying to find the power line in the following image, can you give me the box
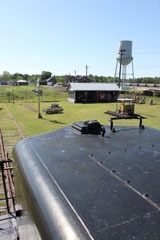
[128,66,160,68]
[134,52,160,54]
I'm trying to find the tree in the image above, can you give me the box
[24,74,30,80]
[28,74,40,82]
[41,71,52,81]
[11,72,24,80]
[1,71,11,80]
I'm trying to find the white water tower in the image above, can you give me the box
[114,40,134,89]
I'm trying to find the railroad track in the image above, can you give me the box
[24,103,38,112]
[0,105,24,209]
[0,104,24,239]
[0,130,19,239]
[0,129,15,214]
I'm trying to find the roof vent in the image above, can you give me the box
[72,120,105,136]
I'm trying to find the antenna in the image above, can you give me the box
[85,64,89,77]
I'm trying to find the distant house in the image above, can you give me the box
[8,81,17,86]
[0,78,8,85]
[17,80,29,86]
[46,77,57,86]
[66,76,92,83]
[68,83,120,103]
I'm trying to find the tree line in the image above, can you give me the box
[0,71,52,82]
[1,71,160,84]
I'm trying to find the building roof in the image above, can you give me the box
[46,77,56,82]
[17,79,27,82]
[69,83,120,91]
[117,98,135,102]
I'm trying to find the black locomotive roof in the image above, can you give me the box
[14,124,160,240]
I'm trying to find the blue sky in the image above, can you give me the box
[0,0,160,77]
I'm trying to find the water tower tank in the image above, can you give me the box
[118,40,133,66]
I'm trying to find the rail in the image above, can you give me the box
[24,103,38,112]
[0,105,25,214]
[5,105,25,139]
[0,129,15,214]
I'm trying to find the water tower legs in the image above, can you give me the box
[114,59,135,89]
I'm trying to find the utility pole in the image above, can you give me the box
[12,89,14,104]
[32,77,43,119]
[118,49,125,88]
[37,77,42,119]
[85,64,89,77]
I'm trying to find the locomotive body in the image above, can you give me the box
[13,123,160,240]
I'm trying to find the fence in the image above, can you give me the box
[0,88,67,103]
[0,87,160,104]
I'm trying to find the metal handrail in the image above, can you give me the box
[109,115,144,132]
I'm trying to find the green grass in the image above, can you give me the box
[0,85,67,103]
[5,101,160,138]
[0,85,159,136]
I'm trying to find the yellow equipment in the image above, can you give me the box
[116,98,135,115]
